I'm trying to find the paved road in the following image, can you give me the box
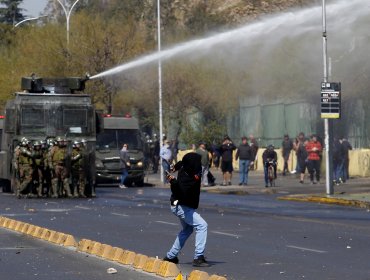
[0,227,160,280]
[1,172,370,280]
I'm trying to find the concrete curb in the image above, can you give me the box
[0,216,228,280]
[278,194,370,209]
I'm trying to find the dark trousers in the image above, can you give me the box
[307,160,321,182]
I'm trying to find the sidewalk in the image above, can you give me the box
[146,168,370,209]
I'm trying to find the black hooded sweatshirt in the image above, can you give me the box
[169,153,202,209]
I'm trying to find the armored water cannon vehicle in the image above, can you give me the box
[21,74,89,94]
[0,75,102,197]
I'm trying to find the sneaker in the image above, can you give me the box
[265,184,268,188]
[221,182,227,186]
[243,183,248,186]
[192,256,210,267]
[119,184,127,189]
[238,183,243,186]
[228,181,232,185]
[163,256,179,264]
[290,170,297,174]
[299,180,304,184]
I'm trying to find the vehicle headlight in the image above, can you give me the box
[137,161,143,167]
[95,160,104,169]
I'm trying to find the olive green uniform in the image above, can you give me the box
[71,147,86,197]
[17,147,33,197]
[49,145,72,198]
[32,148,44,197]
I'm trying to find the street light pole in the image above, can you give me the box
[14,15,48,28]
[322,0,334,195]
[56,0,81,47]
[157,0,164,183]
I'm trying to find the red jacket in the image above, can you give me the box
[305,141,322,161]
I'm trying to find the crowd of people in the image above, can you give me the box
[143,131,352,188]
[14,137,90,198]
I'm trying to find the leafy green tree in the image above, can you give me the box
[0,0,25,25]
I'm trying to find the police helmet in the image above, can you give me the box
[21,138,29,146]
[73,140,81,146]
[268,144,275,150]
[47,138,55,146]
[56,136,63,142]
[33,140,41,146]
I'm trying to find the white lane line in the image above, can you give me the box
[211,231,241,238]
[0,247,38,250]
[40,209,72,212]
[287,245,327,254]
[111,212,130,217]
[0,213,32,217]
[155,221,178,226]
[75,206,91,210]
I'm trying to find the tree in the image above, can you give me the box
[0,0,25,25]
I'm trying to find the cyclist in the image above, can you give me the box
[262,145,277,187]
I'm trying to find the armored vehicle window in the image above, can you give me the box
[4,109,15,133]
[97,129,143,150]
[21,107,45,126]
[63,109,87,127]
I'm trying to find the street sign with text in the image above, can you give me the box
[321,82,341,119]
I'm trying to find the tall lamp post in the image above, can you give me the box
[14,15,48,28]
[322,0,334,195]
[157,0,164,182]
[56,0,81,47]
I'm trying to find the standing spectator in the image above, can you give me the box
[196,142,210,187]
[163,153,209,267]
[297,139,309,184]
[262,145,277,187]
[249,134,259,170]
[160,140,172,183]
[281,134,293,176]
[220,136,236,186]
[341,138,352,181]
[170,139,179,164]
[333,138,345,185]
[235,136,252,186]
[306,134,323,184]
[292,132,305,174]
[119,143,130,189]
[211,141,221,169]
[152,134,160,174]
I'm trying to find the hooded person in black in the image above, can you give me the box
[164,152,210,267]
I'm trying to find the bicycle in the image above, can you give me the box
[267,160,276,187]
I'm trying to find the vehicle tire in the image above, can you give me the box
[2,180,11,193]
[124,179,133,187]
[135,179,144,187]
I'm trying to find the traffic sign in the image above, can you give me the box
[321,82,341,119]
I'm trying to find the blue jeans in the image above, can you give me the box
[239,160,250,184]
[334,160,344,181]
[166,205,208,259]
[162,160,170,183]
[120,169,128,185]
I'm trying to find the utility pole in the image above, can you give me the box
[157,0,164,183]
[322,0,334,195]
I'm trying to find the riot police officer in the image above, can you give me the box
[15,138,33,198]
[32,140,44,197]
[49,137,72,198]
[71,140,86,198]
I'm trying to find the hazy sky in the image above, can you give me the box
[20,0,49,17]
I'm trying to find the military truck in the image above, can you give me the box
[95,115,145,186]
[0,76,102,196]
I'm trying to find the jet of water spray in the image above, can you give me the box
[89,0,368,80]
